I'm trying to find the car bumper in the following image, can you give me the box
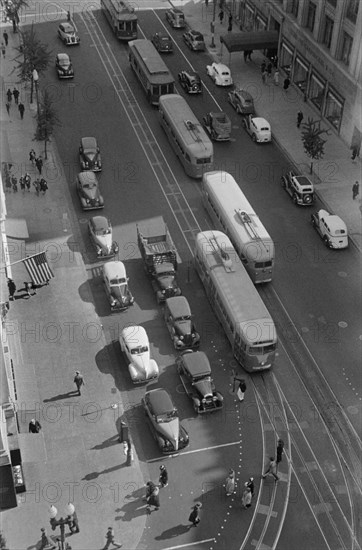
[58,72,74,79]
[197,400,223,414]
[174,337,200,350]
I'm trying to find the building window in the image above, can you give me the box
[324,90,343,132]
[306,2,316,32]
[326,0,337,7]
[291,0,299,18]
[280,42,293,75]
[309,73,325,111]
[293,57,308,92]
[346,0,359,23]
[322,16,334,49]
[341,32,353,66]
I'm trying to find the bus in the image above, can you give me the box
[159,94,213,179]
[202,171,274,284]
[101,0,137,41]
[128,40,175,106]
[194,230,277,372]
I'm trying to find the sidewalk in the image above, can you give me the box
[179,0,362,251]
[0,26,146,550]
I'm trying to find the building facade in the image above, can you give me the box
[238,0,362,150]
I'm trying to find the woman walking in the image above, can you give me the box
[146,483,160,513]
[188,502,202,527]
[225,469,235,496]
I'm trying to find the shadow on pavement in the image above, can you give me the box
[43,391,79,402]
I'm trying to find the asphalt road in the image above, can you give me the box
[33,6,362,549]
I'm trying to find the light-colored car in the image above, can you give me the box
[57,22,80,45]
[79,137,102,172]
[55,53,74,79]
[120,326,158,383]
[76,171,104,210]
[88,216,118,257]
[228,88,255,115]
[183,30,205,51]
[206,62,233,86]
[103,261,134,311]
[243,115,271,143]
[142,388,189,453]
[311,210,348,249]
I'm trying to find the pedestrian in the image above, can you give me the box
[219,10,224,23]
[5,175,12,192]
[351,145,358,161]
[5,102,10,116]
[352,181,359,200]
[245,477,254,496]
[33,179,40,196]
[273,69,279,86]
[29,418,42,433]
[267,62,273,76]
[40,527,56,550]
[262,457,279,482]
[12,87,19,104]
[3,31,9,46]
[29,149,36,164]
[241,486,252,509]
[225,468,235,496]
[36,155,43,175]
[19,176,25,193]
[146,484,160,513]
[262,70,268,84]
[126,441,134,466]
[103,527,122,549]
[18,102,25,119]
[243,50,248,62]
[236,379,246,401]
[159,464,168,487]
[7,279,16,300]
[11,175,18,193]
[6,88,12,102]
[297,110,304,128]
[24,281,36,297]
[276,439,284,465]
[74,371,84,395]
[283,77,290,91]
[1,43,6,58]
[228,14,233,31]
[261,60,266,73]
[247,50,253,61]
[40,178,48,194]
[24,173,31,192]
[188,502,202,527]
[145,481,156,501]
[67,509,80,533]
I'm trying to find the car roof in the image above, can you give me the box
[90,215,108,230]
[57,53,70,61]
[104,260,126,279]
[169,7,183,14]
[155,32,171,39]
[81,136,97,149]
[122,325,148,346]
[78,171,98,185]
[183,71,200,80]
[210,112,230,122]
[252,117,269,127]
[189,30,203,37]
[166,296,191,316]
[146,388,174,414]
[182,351,211,377]
[319,210,347,229]
[213,63,229,71]
[235,89,253,100]
[61,22,75,32]
[294,175,313,187]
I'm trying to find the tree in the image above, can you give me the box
[13,23,51,103]
[0,531,9,550]
[34,90,61,159]
[5,0,29,32]
[301,117,331,174]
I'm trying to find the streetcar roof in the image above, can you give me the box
[129,40,175,84]
[202,171,274,262]
[195,230,276,345]
[159,94,213,158]
[103,0,137,18]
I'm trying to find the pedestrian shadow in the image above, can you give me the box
[43,391,78,402]
[115,498,148,522]
[155,524,191,540]
[82,462,127,481]
[91,434,119,450]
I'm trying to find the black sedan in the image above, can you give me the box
[79,137,102,172]
[178,70,202,94]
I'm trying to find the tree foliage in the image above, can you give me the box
[0,531,8,550]
[34,89,61,159]
[13,23,51,83]
[301,117,330,163]
[5,0,29,23]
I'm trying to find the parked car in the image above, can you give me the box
[120,326,158,383]
[242,115,271,143]
[76,171,104,210]
[103,261,134,311]
[311,210,348,249]
[88,216,118,257]
[206,62,233,86]
[164,296,200,350]
[183,30,205,51]
[57,22,80,45]
[176,350,223,414]
[203,112,231,141]
[281,171,315,205]
[151,32,173,53]
[55,53,74,79]
[165,8,186,28]
[228,88,255,115]
[142,388,189,453]
[79,137,102,172]
[178,70,202,94]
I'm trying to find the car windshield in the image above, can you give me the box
[84,148,96,154]
[95,228,109,235]
[82,181,95,189]
[59,58,70,66]
[176,315,191,321]
[156,410,177,423]
[131,346,148,354]
[110,277,126,285]
[159,271,175,277]
[160,37,170,42]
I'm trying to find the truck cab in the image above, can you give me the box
[281,171,315,205]
[203,112,231,141]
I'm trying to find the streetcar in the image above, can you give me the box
[101,0,137,41]
[194,231,277,372]
[158,94,213,179]
[128,39,175,105]
[202,171,274,283]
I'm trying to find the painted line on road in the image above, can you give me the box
[161,538,216,549]
[147,440,242,463]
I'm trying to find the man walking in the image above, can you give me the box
[3,31,8,46]
[5,102,10,116]
[29,149,36,164]
[283,77,290,91]
[1,43,6,58]
[7,279,16,300]
[18,102,25,119]
[74,371,85,395]
[103,527,122,549]
[40,178,48,195]
[24,173,31,191]
[12,87,20,104]
[218,10,224,23]
[159,464,168,487]
[352,181,359,200]
[36,155,43,175]
[276,439,284,466]
[227,14,233,31]
[29,418,42,433]
[262,457,279,482]
[188,502,202,527]
[245,477,254,496]
[297,110,304,128]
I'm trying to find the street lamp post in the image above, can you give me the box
[32,69,39,117]
[49,505,71,550]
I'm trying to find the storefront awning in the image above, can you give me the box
[220,31,279,53]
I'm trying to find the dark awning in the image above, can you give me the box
[220,31,279,53]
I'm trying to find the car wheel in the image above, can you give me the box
[311,216,317,227]
[323,236,330,247]
[293,193,298,204]
[304,194,312,204]
[252,133,256,142]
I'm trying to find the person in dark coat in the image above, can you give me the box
[29,419,42,433]
[276,439,284,465]
[8,279,16,300]
[24,173,31,191]
[159,465,168,487]
[20,176,26,193]
[36,155,43,175]
[1,43,5,59]
[33,178,40,196]
[262,457,279,481]
[3,31,9,46]
[18,102,25,119]
[352,181,359,200]
[146,484,160,513]
[245,477,254,496]
[11,175,18,192]
[188,502,202,527]
[74,371,84,395]
[218,10,224,23]
[103,527,122,549]
[283,77,290,91]
[261,60,266,73]
[12,87,20,104]
[6,88,12,102]
[227,14,232,31]
[297,110,304,128]
[29,149,36,164]
[267,62,273,76]
[40,178,48,195]
[40,527,56,550]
